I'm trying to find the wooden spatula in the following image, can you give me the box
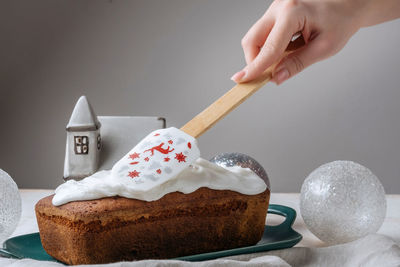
[181,35,305,138]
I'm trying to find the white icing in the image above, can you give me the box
[52,158,267,206]
[52,127,266,206]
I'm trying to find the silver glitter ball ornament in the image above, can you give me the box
[0,169,22,243]
[300,161,386,245]
[210,152,270,189]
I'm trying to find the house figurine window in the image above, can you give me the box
[74,136,89,154]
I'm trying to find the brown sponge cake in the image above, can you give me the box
[35,187,270,265]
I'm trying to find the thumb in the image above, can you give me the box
[272,38,331,84]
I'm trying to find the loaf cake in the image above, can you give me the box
[35,187,269,265]
[35,128,269,264]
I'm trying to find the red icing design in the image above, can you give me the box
[144,143,174,156]
[164,157,170,162]
[156,169,162,174]
[154,133,160,136]
[130,161,139,165]
[187,142,192,149]
[129,152,140,160]
[168,140,173,144]
[144,157,150,162]
[175,152,187,163]
[128,170,140,178]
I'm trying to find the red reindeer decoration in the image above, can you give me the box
[144,143,174,156]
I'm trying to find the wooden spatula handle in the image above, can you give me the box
[181,35,305,138]
[180,69,274,138]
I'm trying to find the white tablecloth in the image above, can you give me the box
[1,190,399,266]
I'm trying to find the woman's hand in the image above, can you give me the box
[231,0,400,84]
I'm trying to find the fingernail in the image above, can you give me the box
[231,70,246,83]
[274,68,289,84]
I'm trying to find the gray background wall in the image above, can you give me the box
[1,0,399,193]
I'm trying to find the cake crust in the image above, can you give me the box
[35,187,270,265]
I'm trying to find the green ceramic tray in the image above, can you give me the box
[0,204,301,263]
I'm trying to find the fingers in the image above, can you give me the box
[232,16,297,83]
[272,36,332,84]
[241,17,274,65]
[241,18,295,83]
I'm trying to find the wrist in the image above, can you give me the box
[353,0,375,28]
[352,0,400,28]
[340,0,372,30]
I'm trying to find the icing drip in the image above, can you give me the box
[53,158,266,206]
[53,127,267,206]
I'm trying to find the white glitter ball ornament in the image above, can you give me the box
[0,169,22,244]
[300,161,386,245]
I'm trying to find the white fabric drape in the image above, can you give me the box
[1,234,399,267]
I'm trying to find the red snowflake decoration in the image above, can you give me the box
[175,152,187,163]
[164,157,170,162]
[128,170,140,178]
[168,140,173,144]
[130,161,139,165]
[154,133,160,136]
[187,142,192,149]
[144,157,150,162]
[156,169,162,174]
[129,152,140,160]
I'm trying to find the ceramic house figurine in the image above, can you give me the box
[64,96,102,180]
[63,96,166,181]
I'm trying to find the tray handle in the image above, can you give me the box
[267,204,297,230]
[0,248,19,259]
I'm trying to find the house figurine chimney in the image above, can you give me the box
[63,96,101,180]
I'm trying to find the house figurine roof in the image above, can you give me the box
[66,96,101,131]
